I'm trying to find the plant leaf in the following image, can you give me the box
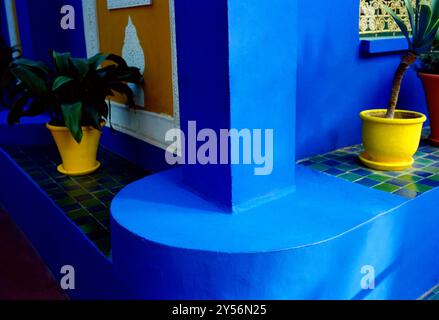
[87,53,109,69]
[71,58,90,79]
[383,5,411,48]
[52,50,72,74]
[404,0,415,32]
[84,103,102,130]
[53,76,74,91]
[12,58,51,75]
[10,65,48,96]
[416,4,432,42]
[7,91,30,124]
[106,54,129,68]
[109,82,135,107]
[61,102,83,143]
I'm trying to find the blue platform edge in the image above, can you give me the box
[1,118,438,299]
[360,37,409,54]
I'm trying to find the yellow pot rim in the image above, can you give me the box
[46,121,106,132]
[360,109,426,125]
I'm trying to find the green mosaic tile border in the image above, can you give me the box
[298,129,439,199]
[1,144,150,257]
[424,284,439,300]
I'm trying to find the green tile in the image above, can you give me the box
[430,175,439,182]
[80,222,101,234]
[423,166,439,174]
[309,156,327,163]
[93,190,113,198]
[373,183,400,193]
[67,209,89,220]
[405,183,433,193]
[368,174,390,183]
[92,210,110,220]
[398,174,422,183]
[416,158,435,165]
[80,198,102,208]
[55,197,77,207]
[339,173,362,182]
[335,164,357,172]
[309,163,330,172]
[66,188,88,197]
[414,151,427,158]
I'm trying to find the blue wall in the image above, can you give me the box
[14,0,86,61]
[10,0,429,165]
[296,0,428,159]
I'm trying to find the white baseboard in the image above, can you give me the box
[108,102,177,152]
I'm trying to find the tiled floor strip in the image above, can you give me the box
[1,145,150,257]
[298,130,439,199]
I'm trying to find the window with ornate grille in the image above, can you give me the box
[360,0,414,37]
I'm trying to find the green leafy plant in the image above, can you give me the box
[418,50,439,73]
[384,0,439,118]
[0,35,21,106]
[8,50,143,142]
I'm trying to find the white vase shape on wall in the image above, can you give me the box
[122,16,145,107]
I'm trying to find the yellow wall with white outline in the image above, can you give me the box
[96,0,174,116]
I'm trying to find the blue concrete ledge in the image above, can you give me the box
[1,115,439,299]
[111,167,439,300]
[360,37,409,54]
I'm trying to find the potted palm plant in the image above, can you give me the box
[360,0,439,171]
[8,50,143,176]
[419,49,439,145]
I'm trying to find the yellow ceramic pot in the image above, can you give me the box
[47,122,104,176]
[359,109,426,171]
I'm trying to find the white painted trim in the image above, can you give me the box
[4,0,20,47]
[108,101,176,151]
[169,0,180,126]
[82,0,100,57]
[107,0,151,10]
[82,0,180,151]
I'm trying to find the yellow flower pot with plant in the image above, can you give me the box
[360,0,437,171]
[7,51,143,176]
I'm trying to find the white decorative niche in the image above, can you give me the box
[107,0,152,10]
[122,16,145,107]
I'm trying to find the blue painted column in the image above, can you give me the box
[228,0,297,208]
[176,0,297,211]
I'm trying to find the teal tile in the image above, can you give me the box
[309,163,331,172]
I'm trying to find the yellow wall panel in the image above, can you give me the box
[96,0,174,116]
